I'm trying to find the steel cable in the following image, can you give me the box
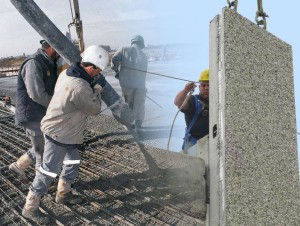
[122,66,199,83]
[255,0,268,30]
[118,66,198,151]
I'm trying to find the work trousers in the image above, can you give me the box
[30,137,80,196]
[122,87,146,122]
[23,121,44,169]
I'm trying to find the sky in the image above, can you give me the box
[1,0,299,172]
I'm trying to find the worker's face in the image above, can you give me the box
[199,82,209,100]
[88,65,102,78]
[50,47,60,61]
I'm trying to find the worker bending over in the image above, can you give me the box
[174,69,209,154]
[22,45,109,224]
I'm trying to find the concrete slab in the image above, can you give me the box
[209,8,300,225]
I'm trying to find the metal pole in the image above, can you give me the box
[10,0,133,126]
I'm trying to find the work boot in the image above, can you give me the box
[55,179,82,205]
[9,153,32,182]
[22,190,50,224]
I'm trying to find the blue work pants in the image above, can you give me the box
[30,137,80,196]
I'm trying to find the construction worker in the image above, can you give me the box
[111,35,148,133]
[174,69,209,154]
[21,45,109,224]
[9,40,59,181]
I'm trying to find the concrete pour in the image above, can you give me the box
[0,64,207,224]
[85,114,207,219]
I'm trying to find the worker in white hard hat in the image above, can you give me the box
[174,69,209,154]
[111,35,148,134]
[21,45,109,224]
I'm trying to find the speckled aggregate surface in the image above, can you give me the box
[211,8,300,225]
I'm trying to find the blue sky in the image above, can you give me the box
[1,0,299,172]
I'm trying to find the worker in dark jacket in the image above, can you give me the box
[174,69,209,154]
[9,40,59,181]
[111,35,148,132]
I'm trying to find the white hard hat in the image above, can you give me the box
[81,45,109,70]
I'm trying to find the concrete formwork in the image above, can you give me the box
[209,8,300,225]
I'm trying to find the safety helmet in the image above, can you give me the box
[81,45,109,70]
[131,35,145,48]
[199,69,209,82]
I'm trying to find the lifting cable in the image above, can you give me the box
[68,0,75,34]
[122,66,199,84]
[255,0,268,30]
[68,0,75,20]
[227,0,238,11]
[226,0,268,30]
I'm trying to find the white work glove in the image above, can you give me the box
[94,84,102,95]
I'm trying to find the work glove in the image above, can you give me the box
[114,71,120,80]
[93,83,102,95]
[95,74,107,88]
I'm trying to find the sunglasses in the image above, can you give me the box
[92,65,100,70]
[200,83,209,88]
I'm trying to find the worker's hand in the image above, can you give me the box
[93,84,102,94]
[184,82,196,93]
[4,96,11,105]
[96,74,107,88]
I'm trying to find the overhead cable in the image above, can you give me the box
[122,66,199,83]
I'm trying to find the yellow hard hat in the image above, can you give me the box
[199,69,209,82]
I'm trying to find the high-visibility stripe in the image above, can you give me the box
[39,166,57,178]
[63,160,80,165]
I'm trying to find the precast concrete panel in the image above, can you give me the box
[209,8,300,225]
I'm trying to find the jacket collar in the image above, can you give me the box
[66,63,94,86]
[37,48,56,65]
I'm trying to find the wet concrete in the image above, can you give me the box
[0,62,207,224]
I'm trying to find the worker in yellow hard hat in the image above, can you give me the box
[174,69,209,154]
[199,69,209,82]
